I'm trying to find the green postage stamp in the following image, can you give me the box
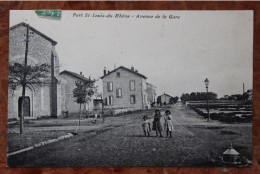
[35,10,62,20]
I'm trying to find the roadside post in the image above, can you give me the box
[204,78,210,122]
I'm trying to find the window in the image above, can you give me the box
[130,80,135,91]
[130,95,136,104]
[107,96,113,106]
[116,72,120,78]
[116,88,122,98]
[107,82,113,92]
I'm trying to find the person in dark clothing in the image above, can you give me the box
[152,109,163,137]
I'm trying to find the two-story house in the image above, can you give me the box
[101,66,148,110]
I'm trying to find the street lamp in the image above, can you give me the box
[204,78,210,122]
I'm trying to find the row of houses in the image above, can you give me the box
[8,23,158,119]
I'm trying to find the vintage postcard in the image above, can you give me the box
[7,10,253,167]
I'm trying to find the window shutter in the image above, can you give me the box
[110,82,113,91]
[119,89,122,97]
[130,81,135,91]
[116,89,119,97]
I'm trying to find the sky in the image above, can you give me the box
[10,10,253,98]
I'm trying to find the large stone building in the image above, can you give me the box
[60,70,95,115]
[8,22,61,119]
[101,66,148,110]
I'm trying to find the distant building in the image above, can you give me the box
[159,93,174,104]
[101,66,148,110]
[8,22,61,119]
[60,70,95,114]
[246,89,253,102]
[146,82,157,106]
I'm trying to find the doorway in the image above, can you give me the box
[18,96,30,117]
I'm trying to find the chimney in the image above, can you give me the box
[135,69,138,73]
[131,65,134,71]
[80,72,83,76]
[103,67,107,76]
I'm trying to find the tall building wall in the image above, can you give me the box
[8,23,58,119]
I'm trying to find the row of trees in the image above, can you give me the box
[180,92,217,102]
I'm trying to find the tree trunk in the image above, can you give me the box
[79,103,82,126]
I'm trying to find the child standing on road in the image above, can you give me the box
[164,110,174,138]
[142,116,151,137]
[153,109,163,137]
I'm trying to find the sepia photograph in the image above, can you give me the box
[7,10,253,167]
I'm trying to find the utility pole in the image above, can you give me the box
[20,23,29,134]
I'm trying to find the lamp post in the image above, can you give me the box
[204,78,210,122]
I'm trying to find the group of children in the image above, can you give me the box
[141,109,174,138]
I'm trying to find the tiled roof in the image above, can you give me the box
[101,66,147,79]
[10,22,57,45]
[60,70,93,82]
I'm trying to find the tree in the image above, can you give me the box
[173,96,179,103]
[73,79,96,126]
[169,96,179,104]
[8,62,51,134]
[180,93,190,103]
[180,92,217,102]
